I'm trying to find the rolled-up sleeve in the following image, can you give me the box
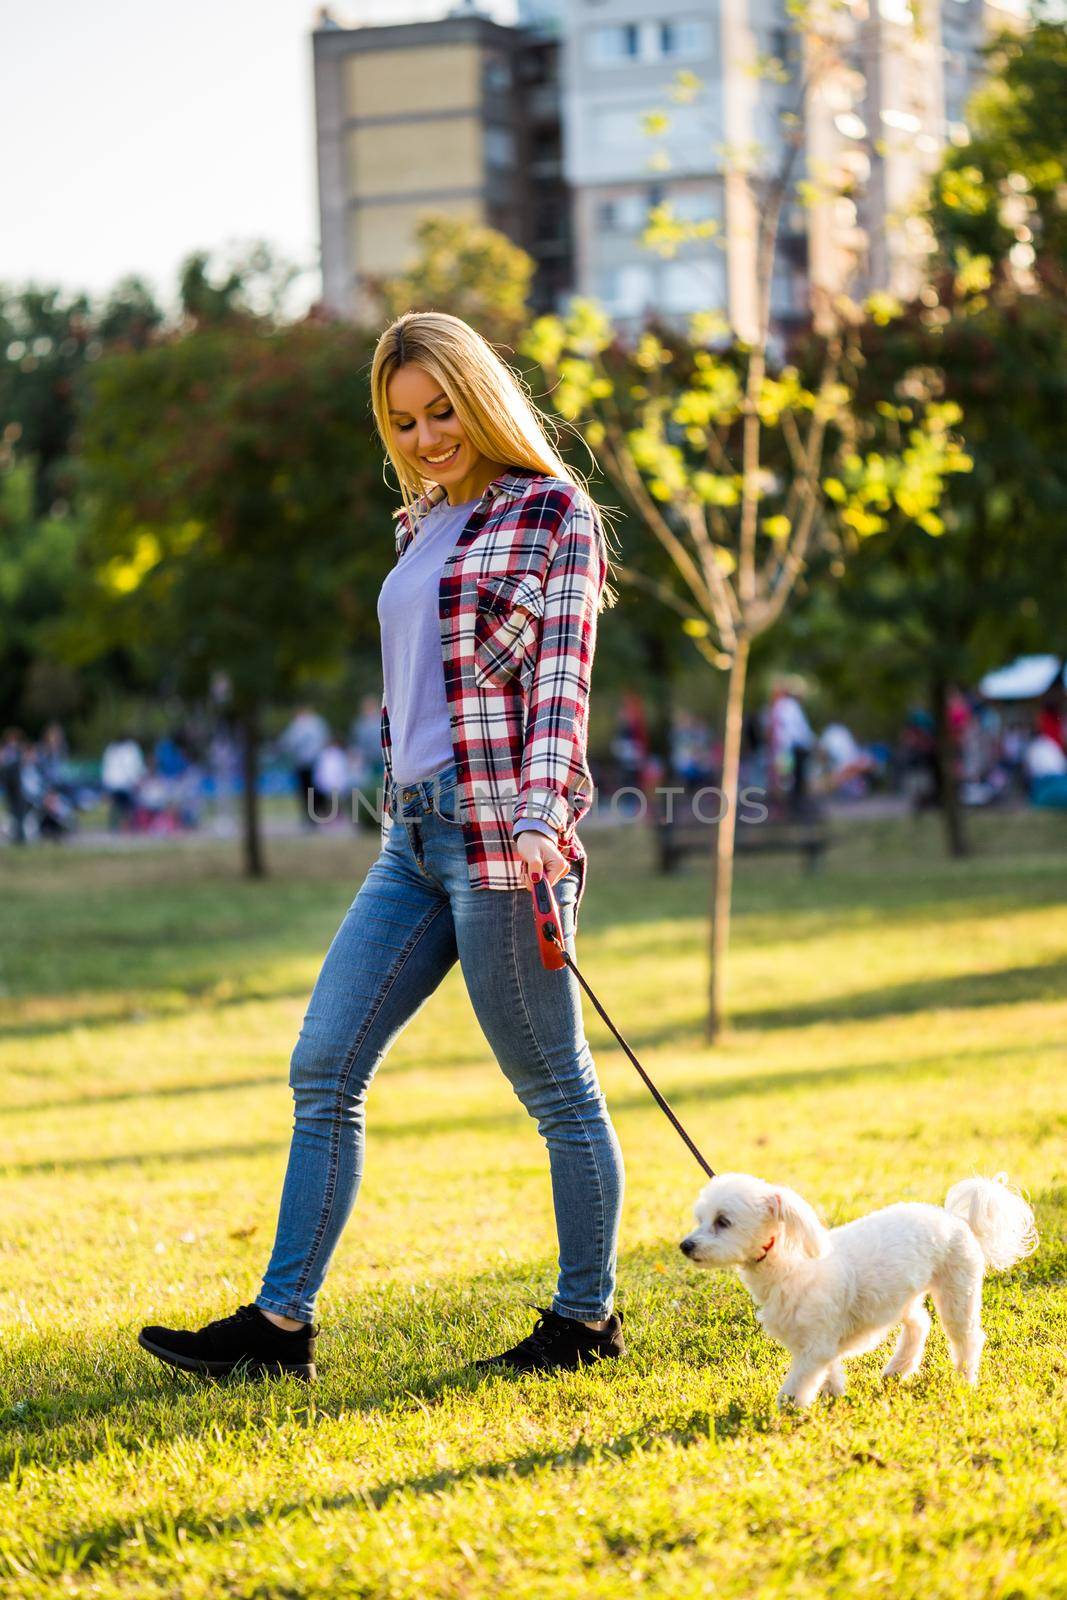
[512,492,606,838]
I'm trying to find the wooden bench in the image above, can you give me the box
[653,806,831,875]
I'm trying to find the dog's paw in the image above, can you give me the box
[881,1359,921,1382]
[776,1386,804,1410]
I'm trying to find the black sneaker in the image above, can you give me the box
[474,1306,625,1374]
[138,1303,318,1381]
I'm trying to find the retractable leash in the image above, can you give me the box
[528,873,716,1181]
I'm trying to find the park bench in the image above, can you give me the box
[652,799,832,875]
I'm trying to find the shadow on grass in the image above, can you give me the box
[0,1041,490,1120]
[4,929,1062,1084]
[0,1075,287,1119]
[1,1036,1047,1177]
[1,1395,772,1580]
[0,969,324,1043]
[0,1140,288,1178]
[4,1188,1059,1496]
[4,822,1063,1035]
[0,1280,750,1483]
[732,957,1067,1031]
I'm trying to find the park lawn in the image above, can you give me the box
[0,813,1064,1599]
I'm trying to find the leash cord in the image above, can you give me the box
[544,926,716,1180]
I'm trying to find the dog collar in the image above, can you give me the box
[750,1234,776,1265]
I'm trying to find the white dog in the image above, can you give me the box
[680,1171,1037,1408]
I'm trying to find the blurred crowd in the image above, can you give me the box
[0,723,81,844]
[601,681,884,821]
[599,677,1067,820]
[0,720,213,845]
[276,697,384,829]
[3,681,1065,848]
[0,694,387,847]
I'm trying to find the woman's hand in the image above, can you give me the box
[515,828,570,888]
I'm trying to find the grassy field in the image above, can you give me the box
[1,813,1064,1599]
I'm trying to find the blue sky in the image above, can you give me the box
[2,1,516,312]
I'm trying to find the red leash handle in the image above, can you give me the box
[526,870,716,1180]
[530,873,567,970]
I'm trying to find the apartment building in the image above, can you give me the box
[557,0,1014,332]
[313,0,1023,331]
[313,6,570,320]
[807,0,1024,306]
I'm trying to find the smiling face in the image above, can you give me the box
[386,363,490,493]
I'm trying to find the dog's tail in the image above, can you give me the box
[944,1173,1038,1272]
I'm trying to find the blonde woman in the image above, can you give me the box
[138,311,626,1381]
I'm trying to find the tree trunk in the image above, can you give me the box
[932,674,968,859]
[238,703,266,880]
[644,630,674,787]
[709,637,750,1042]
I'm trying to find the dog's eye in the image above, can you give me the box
[713,1214,731,1229]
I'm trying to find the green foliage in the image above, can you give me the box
[0,459,84,726]
[178,242,307,326]
[928,18,1067,282]
[0,280,162,517]
[825,291,1067,700]
[371,214,538,349]
[69,319,392,716]
[521,302,968,670]
[797,18,1067,725]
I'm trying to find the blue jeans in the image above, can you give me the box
[256,758,624,1325]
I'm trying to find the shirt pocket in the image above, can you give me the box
[473,571,546,690]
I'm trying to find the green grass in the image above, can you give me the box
[1,813,1065,1598]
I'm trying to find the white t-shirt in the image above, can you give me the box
[772,695,815,752]
[1025,735,1067,779]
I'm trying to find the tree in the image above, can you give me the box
[0,279,162,518]
[0,459,84,727]
[0,278,165,726]
[177,242,309,327]
[522,301,969,1037]
[792,15,1067,856]
[367,214,538,350]
[929,17,1067,291]
[848,290,1067,853]
[68,316,393,877]
[518,0,992,1036]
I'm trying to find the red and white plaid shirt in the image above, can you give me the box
[380,466,607,924]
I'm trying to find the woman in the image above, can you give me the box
[138,311,626,1381]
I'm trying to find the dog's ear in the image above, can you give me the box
[767,1186,828,1259]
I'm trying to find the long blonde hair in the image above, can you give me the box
[369,310,620,610]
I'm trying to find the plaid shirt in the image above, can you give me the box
[380,466,607,925]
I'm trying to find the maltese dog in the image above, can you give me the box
[680,1171,1037,1408]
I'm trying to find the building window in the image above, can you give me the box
[661,19,711,57]
[535,202,565,243]
[768,27,795,71]
[591,17,711,66]
[485,126,517,168]
[662,259,718,312]
[592,102,708,148]
[598,185,676,233]
[596,263,655,314]
[591,23,641,63]
[671,189,717,222]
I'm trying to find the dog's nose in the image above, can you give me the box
[679,1237,696,1256]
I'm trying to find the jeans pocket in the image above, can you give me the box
[426,770,460,823]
